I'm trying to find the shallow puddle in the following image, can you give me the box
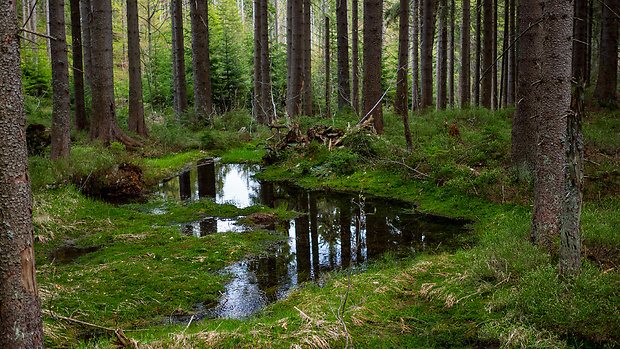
[155,160,473,320]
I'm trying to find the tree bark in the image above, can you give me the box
[0,1,45,346]
[460,0,471,108]
[411,0,420,111]
[474,0,481,106]
[288,0,304,117]
[127,0,147,136]
[362,0,383,133]
[448,0,455,108]
[512,0,542,181]
[420,0,435,108]
[261,0,273,121]
[531,0,572,250]
[436,0,447,110]
[49,0,72,161]
[594,0,619,108]
[254,0,265,123]
[171,0,188,119]
[352,0,360,115]
[191,0,214,121]
[507,0,516,105]
[572,0,587,83]
[394,0,409,116]
[302,0,312,116]
[81,0,92,88]
[337,0,351,111]
[90,0,140,147]
[70,0,87,131]
[325,15,332,119]
[481,0,492,108]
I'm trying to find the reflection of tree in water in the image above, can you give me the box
[246,239,294,302]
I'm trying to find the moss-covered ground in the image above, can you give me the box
[29,104,620,348]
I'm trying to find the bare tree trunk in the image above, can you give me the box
[512,0,542,181]
[288,0,304,117]
[325,14,331,119]
[531,0,572,250]
[81,0,92,87]
[594,0,619,108]
[572,0,587,83]
[261,0,273,120]
[337,0,351,111]
[362,0,383,133]
[0,4,45,346]
[127,0,147,136]
[481,0,492,108]
[394,0,409,116]
[491,0,497,109]
[254,0,265,123]
[191,0,214,121]
[411,0,420,111]
[474,0,481,106]
[302,0,312,115]
[460,0,471,108]
[90,0,140,147]
[448,0,455,108]
[171,0,188,119]
[70,0,88,131]
[352,0,360,114]
[507,0,516,104]
[49,0,72,161]
[420,0,435,108]
[436,0,447,110]
[585,0,592,86]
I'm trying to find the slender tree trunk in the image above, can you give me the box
[254,0,265,123]
[362,0,383,133]
[81,0,92,88]
[411,0,420,110]
[394,0,410,116]
[49,0,72,161]
[585,0,592,86]
[0,3,45,345]
[481,0,492,108]
[302,0,312,115]
[352,0,360,115]
[572,0,587,83]
[288,0,304,116]
[507,0,516,104]
[436,0,447,110]
[70,0,87,131]
[337,0,351,111]
[491,0,498,109]
[460,0,471,108]
[474,0,481,106]
[261,0,273,120]
[420,0,435,108]
[512,0,542,180]
[286,0,292,117]
[448,0,455,108]
[127,0,147,136]
[90,0,139,147]
[531,0,572,249]
[171,0,188,119]
[325,15,331,119]
[594,0,619,108]
[191,0,214,121]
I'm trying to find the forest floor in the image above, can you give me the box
[29,104,620,348]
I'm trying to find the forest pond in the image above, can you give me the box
[153,159,474,321]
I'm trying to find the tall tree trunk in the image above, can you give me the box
[362,0,383,133]
[49,0,72,161]
[507,0,516,105]
[70,0,87,131]
[325,14,331,119]
[171,0,188,119]
[420,0,435,108]
[81,0,92,87]
[481,0,492,108]
[0,3,45,346]
[594,0,619,108]
[460,0,471,108]
[288,0,304,117]
[127,0,147,136]
[90,0,139,147]
[286,0,292,117]
[337,0,351,111]
[191,0,214,121]
[411,0,420,110]
[302,0,312,115]
[352,0,360,114]
[448,0,455,108]
[559,83,584,276]
[491,0,498,109]
[261,0,273,120]
[512,0,542,180]
[474,0,481,106]
[394,0,409,116]
[436,0,447,110]
[531,0,572,249]
[254,0,265,123]
[585,0,592,86]
[572,0,587,83]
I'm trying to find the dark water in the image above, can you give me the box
[153,160,473,321]
[48,244,101,265]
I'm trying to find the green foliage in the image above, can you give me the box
[312,149,360,177]
[149,114,202,151]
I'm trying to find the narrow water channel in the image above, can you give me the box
[154,159,473,321]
